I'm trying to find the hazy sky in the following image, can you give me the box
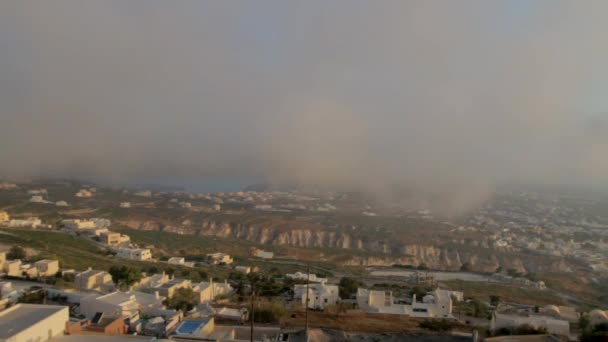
[1,1,608,207]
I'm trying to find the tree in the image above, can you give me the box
[470,298,489,318]
[489,295,501,307]
[165,287,197,312]
[109,265,142,289]
[460,262,472,272]
[581,322,608,342]
[7,246,26,260]
[338,277,363,299]
[410,285,431,299]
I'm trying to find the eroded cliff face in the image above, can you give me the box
[119,219,569,274]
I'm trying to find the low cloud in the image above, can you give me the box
[1,1,608,214]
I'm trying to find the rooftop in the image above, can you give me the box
[0,303,68,339]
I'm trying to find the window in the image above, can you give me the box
[324,298,328,303]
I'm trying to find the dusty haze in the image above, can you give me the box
[1,1,608,213]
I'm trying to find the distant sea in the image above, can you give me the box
[124,176,264,193]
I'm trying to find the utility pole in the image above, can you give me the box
[250,282,255,342]
[304,263,310,333]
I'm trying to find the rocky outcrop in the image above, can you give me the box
[119,218,570,274]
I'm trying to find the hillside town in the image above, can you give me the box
[0,181,607,342]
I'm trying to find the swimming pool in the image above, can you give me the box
[176,320,207,336]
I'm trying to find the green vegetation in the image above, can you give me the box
[581,322,608,342]
[454,298,490,319]
[339,277,364,299]
[419,319,457,332]
[109,265,143,290]
[441,280,565,306]
[253,300,288,323]
[493,324,547,337]
[0,229,230,280]
[165,287,197,311]
[7,245,26,259]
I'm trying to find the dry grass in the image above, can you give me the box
[282,309,468,334]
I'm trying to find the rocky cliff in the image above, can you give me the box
[120,219,570,274]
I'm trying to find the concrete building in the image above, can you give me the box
[75,189,93,198]
[80,291,170,320]
[34,259,60,277]
[119,202,131,208]
[134,190,152,197]
[491,312,570,336]
[179,202,192,208]
[193,280,233,303]
[0,211,9,222]
[235,266,251,274]
[0,282,18,302]
[251,249,274,259]
[55,201,69,207]
[154,279,191,299]
[206,253,233,265]
[100,232,122,246]
[540,305,579,322]
[0,304,69,342]
[0,182,16,190]
[116,248,152,261]
[27,189,47,195]
[588,309,608,326]
[75,268,114,291]
[4,260,22,277]
[136,272,170,289]
[6,217,42,228]
[286,272,327,284]
[294,283,340,310]
[356,288,459,318]
[62,219,96,230]
[168,257,185,265]
[30,195,46,203]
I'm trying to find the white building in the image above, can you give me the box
[55,201,69,207]
[0,211,8,222]
[168,257,185,265]
[490,312,570,336]
[294,283,340,310]
[356,288,459,318]
[62,219,96,230]
[34,259,60,277]
[588,309,608,326]
[75,189,93,198]
[134,190,152,197]
[179,202,192,208]
[119,202,131,208]
[29,195,47,203]
[235,266,251,274]
[75,268,114,291]
[27,189,47,195]
[252,249,274,259]
[286,272,327,284]
[80,291,169,320]
[117,248,152,261]
[0,281,18,302]
[206,253,233,265]
[193,280,233,303]
[6,217,42,228]
[0,304,69,342]
[0,182,17,190]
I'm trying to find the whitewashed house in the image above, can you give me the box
[294,283,339,310]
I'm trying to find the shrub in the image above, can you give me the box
[419,319,457,332]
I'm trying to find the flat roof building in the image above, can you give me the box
[0,303,69,342]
